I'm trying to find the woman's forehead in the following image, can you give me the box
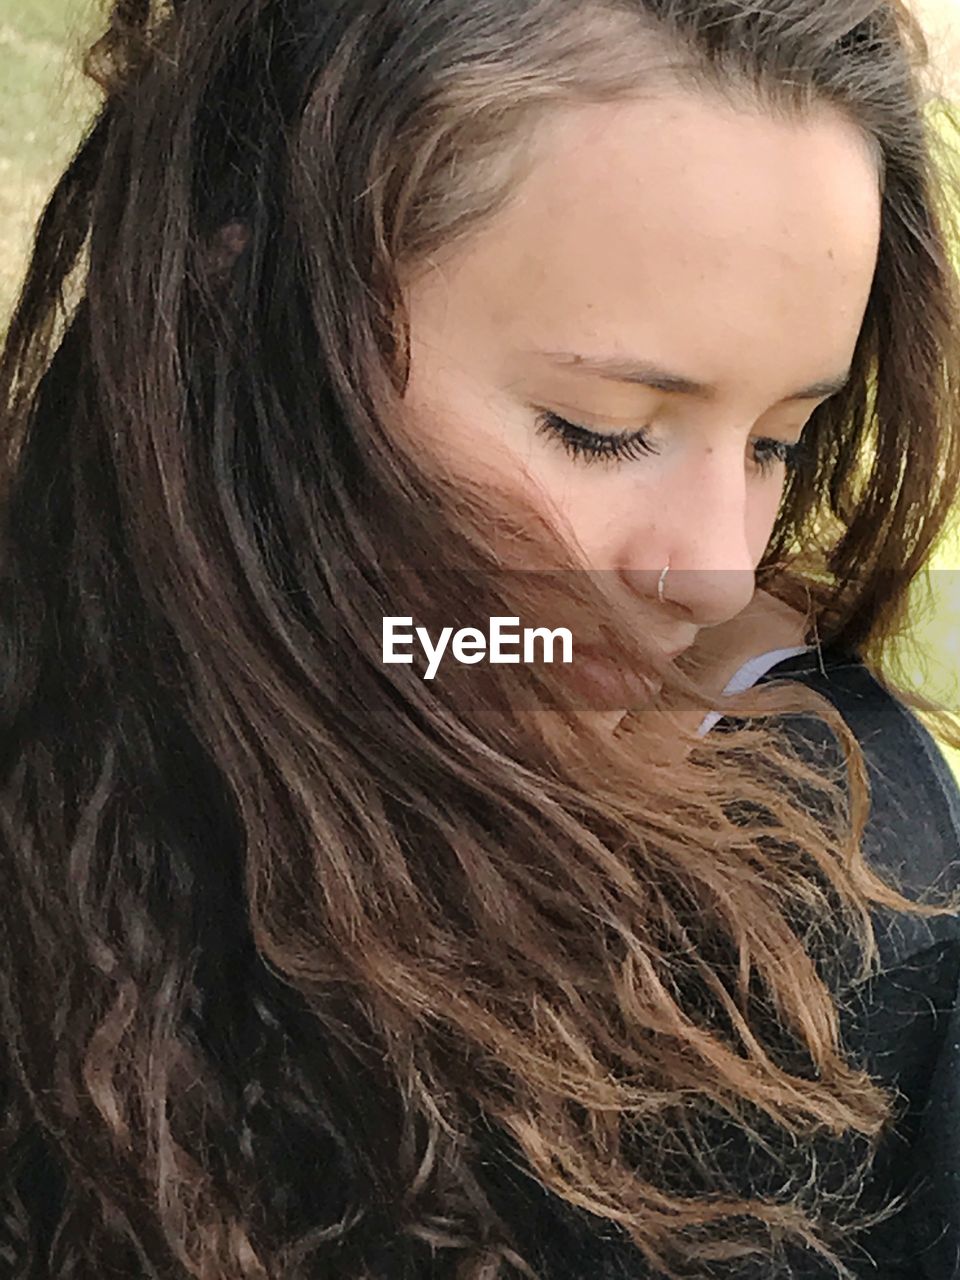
[405,92,881,412]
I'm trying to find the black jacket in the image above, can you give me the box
[474,644,960,1280]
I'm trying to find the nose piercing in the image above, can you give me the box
[657,563,669,606]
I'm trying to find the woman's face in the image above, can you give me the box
[399,90,881,661]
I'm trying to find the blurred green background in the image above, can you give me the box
[2,0,960,775]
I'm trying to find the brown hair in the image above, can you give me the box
[2,0,960,1276]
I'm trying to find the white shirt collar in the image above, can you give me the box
[697,645,813,737]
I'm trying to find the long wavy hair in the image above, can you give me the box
[3,0,960,1276]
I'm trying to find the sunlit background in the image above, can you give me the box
[2,0,959,772]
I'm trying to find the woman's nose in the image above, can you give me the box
[644,565,757,629]
[619,471,758,628]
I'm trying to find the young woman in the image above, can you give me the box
[3,0,960,1276]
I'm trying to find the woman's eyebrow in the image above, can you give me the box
[526,350,852,403]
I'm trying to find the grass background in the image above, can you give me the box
[2,0,960,772]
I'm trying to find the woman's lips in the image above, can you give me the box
[568,648,662,709]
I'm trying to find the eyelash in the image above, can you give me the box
[534,410,808,477]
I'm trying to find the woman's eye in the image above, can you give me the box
[751,436,808,477]
[534,410,658,465]
[536,408,809,478]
